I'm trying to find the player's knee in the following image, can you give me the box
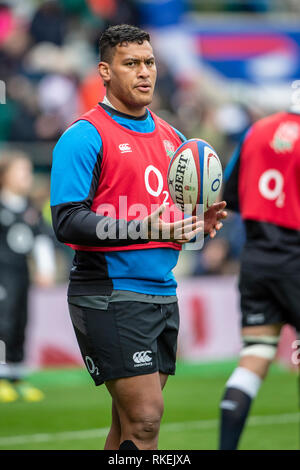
[128,402,164,441]
[241,335,279,361]
[134,413,161,438]
[239,335,279,378]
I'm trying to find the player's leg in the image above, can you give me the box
[68,299,178,450]
[106,371,164,450]
[104,400,121,450]
[219,323,282,450]
[8,277,44,402]
[0,274,19,402]
[0,272,36,402]
[107,301,178,450]
[159,372,169,389]
[103,303,175,451]
[104,372,169,450]
[219,268,285,450]
[8,277,28,380]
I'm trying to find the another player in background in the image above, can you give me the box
[219,110,300,450]
[51,24,227,450]
[0,151,56,402]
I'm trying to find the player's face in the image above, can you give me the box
[99,41,157,116]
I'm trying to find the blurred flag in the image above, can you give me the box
[188,22,300,83]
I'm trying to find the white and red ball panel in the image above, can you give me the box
[202,142,223,210]
[167,138,222,214]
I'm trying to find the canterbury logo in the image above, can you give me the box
[119,143,132,153]
[133,350,152,364]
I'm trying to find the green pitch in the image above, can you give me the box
[0,360,299,450]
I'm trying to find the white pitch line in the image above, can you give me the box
[162,412,300,432]
[0,427,110,447]
[0,412,299,447]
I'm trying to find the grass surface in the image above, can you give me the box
[0,360,299,450]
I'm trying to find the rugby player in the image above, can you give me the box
[219,110,300,450]
[51,24,227,450]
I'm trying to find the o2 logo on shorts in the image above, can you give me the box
[85,356,100,376]
[258,169,285,208]
[133,350,153,367]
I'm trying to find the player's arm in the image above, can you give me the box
[50,121,148,247]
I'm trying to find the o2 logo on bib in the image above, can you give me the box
[144,165,169,204]
[258,169,285,208]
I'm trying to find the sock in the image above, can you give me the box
[7,362,26,382]
[119,440,139,450]
[219,367,262,450]
[0,364,10,381]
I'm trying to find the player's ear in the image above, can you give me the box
[98,62,111,86]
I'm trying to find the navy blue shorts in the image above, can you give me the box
[68,297,179,386]
[239,269,300,332]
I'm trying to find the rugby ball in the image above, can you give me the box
[167,138,222,214]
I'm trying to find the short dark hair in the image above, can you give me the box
[99,24,151,63]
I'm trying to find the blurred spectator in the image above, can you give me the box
[37,73,79,129]
[78,69,106,113]
[0,150,56,403]
[88,0,138,25]
[88,0,117,18]
[0,10,30,79]
[30,1,66,46]
[0,3,15,45]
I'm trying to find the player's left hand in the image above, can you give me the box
[204,201,227,239]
